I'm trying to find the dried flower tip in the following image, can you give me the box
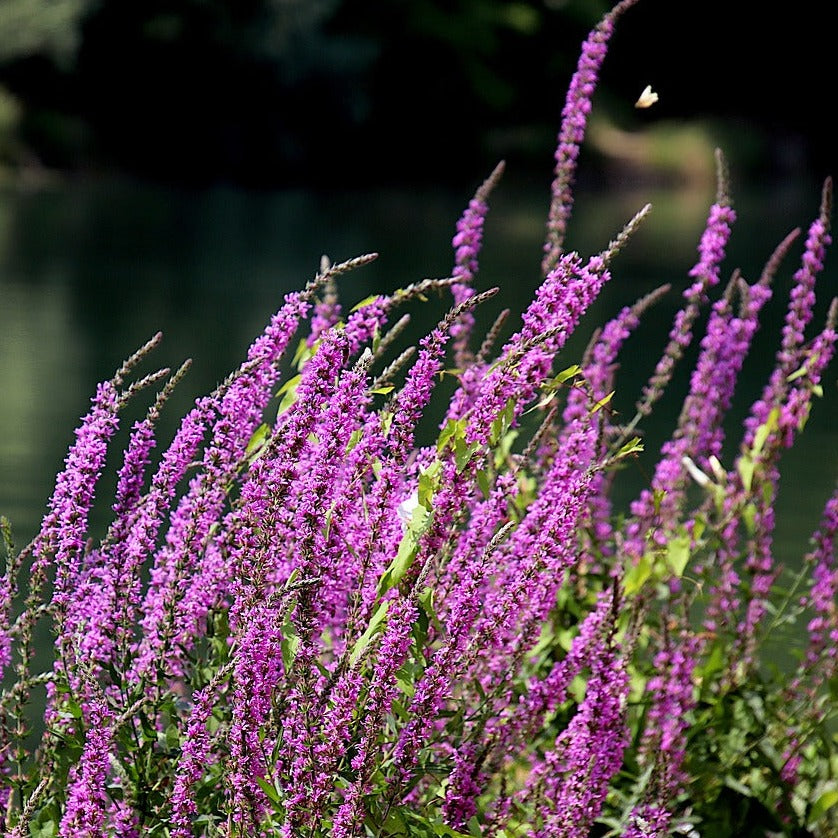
[476,308,510,364]
[113,331,164,385]
[310,252,378,293]
[634,85,658,108]
[715,148,732,207]
[371,345,416,392]
[474,159,506,204]
[820,176,833,230]
[601,203,652,265]
[759,228,800,287]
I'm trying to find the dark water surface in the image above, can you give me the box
[1,171,836,566]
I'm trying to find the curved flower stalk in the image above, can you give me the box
[59,360,194,700]
[449,160,505,369]
[542,0,640,275]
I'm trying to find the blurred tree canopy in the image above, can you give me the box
[0,0,832,188]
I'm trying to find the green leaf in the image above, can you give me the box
[752,406,779,456]
[350,294,381,312]
[666,531,691,577]
[292,336,313,369]
[785,363,809,383]
[476,467,492,499]
[255,775,282,807]
[345,427,363,455]
[281,615,300,671]
[377,504,431,596]
[552,364,582,386]
[809,786,838,825]
[418,460,441,507]
[30,816,58,838]
[616,436,644,459]
[437,418,463,453]
[738,454,755,493]
[624,553,652,596]
[350,600,389,666]
[454,437,481,472]
[245,422,270,463]
[591,390,614,414]
[276,373,302,416]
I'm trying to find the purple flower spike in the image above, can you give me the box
[450,161,505,367]
[542,0,640,275]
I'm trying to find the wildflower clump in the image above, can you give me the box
[1,1,837,836]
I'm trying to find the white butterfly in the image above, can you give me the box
[635,85,659,108]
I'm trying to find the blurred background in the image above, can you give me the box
[1,0,836,558]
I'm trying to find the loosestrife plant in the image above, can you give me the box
[2,2,837,836]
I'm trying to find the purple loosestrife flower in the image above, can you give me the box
[471,419,598,682]
[449,161,505,368]
[307,272,342,346]
[340,293,492,639]
[447,590,617,830]
[636,176,735,421]
[626,277,771,561]
[58,699,115,838]
[277,345,375,833]
[743,180,831,448]
[33,380,120,622]
[524,611,629,838]
[778,485,838,785]
[132,289,313,683]
[220,330,356,828]
[169,671,229,837]
[542,0,640,275]
[105,396,213,670]
[466,252,611,448]
[331,597,420,838]
[559,286,668,555]
[802,486,838,675]
[637,631,701,814]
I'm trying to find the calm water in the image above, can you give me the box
[1,171,836,565]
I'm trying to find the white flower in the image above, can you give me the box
[634,84,659,108]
